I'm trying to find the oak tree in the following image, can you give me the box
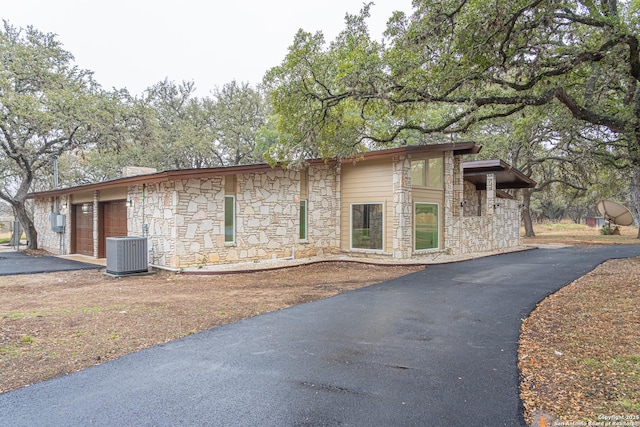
[0,22,119,249]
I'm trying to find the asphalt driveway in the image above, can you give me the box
[0,249,103,276]
[0,245,638,426]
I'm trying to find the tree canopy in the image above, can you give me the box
[265,0,640,232]
[0,21,120,248]
[268,0,638,142]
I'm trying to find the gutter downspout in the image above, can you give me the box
[149,263,182,273]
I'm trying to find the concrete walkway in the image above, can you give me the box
[0,245,638,426]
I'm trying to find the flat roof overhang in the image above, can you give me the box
[463,160,536,190]
[28,142,483,199]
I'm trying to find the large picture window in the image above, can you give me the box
[415,203,439,250]
[224,195,235,243]
[351,203,383,250]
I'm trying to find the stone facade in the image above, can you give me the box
[447,174,522,255]
[33,195,72,254]
[303,164,341,257]
[126,165,341,268]
[392,155,412,259]
[30,145,527,267]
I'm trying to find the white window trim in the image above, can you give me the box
[349,202,385,252]
[414,201,440,252]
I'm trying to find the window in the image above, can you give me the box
[224,195,235,243]
[411,160,426,187]
[411,157,443,188]
[427,158,443,188]
[351,203,383,250]
[415,203,439,250]
[299,199,307,241]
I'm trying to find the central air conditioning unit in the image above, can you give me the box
[106,236,148,276]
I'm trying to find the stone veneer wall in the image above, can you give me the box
[443,151,460,253]
[128,181,180,268]
[451,197,521,254]
[33,196,72,255]
[129,165,341,268]
[299,164,341,258]
[449,173,522,254]
[463,181,483,217]
[392,155,412,259]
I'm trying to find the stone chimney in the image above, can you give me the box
[122,166,158,177]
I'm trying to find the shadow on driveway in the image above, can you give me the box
[0,249,103,276]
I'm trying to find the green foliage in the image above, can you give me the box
[0,21,121,248]
[80,79,270,177]
[267,0,639,148]
[265,0,640,232]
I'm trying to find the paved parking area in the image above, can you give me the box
[1,245,639,426]
[0,249,103,276]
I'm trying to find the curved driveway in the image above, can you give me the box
[1,245,639,426]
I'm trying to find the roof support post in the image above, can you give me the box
[93,190,99,258]
[486,173,496,217]
[453,155,464,218]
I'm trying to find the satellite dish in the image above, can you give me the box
[596,200,634,226]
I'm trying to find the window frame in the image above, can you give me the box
[350,202,384,251]
[410,157,444,189]
[414,202,440,251]
[224,195,235,244]
[299,199,308,242]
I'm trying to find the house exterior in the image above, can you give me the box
[28,143,535,268]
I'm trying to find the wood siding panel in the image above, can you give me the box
[340,159,393,251]
[99,188,128,202]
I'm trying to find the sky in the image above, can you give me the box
[2,0,414,96]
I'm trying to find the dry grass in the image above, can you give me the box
[2,221,639,426]
[523,222,639,245]
[0,262,423,394]
[519,223,640,426]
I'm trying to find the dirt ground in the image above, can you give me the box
[0,262,423,394]
[520,224,640,426]
[1,222,639,427]
[519,258,640,425]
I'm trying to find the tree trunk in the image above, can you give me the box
[521,188,536,237]
[631,164,640,239]
[11,198,38,250]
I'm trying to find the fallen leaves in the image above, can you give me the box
[519,257,640,425]
[0,262,423,394]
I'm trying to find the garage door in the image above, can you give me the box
[103,201,127,238]
[74,203,94,256]
[98,201,128,258]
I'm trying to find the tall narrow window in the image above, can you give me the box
[351,203,383,250]
[224,195,235,243]
[300,169,308,241]
[411,160,426,187]
[299,200,307,241]
[415,203,439,250]
[428,158,443,188]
